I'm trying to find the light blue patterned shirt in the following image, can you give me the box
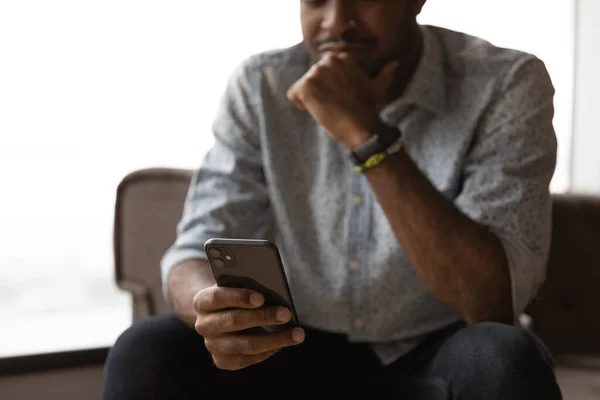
[161,25,557,365]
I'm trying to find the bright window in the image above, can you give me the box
[0,1,573,357]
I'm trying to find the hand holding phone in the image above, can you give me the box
[204,238,301,331]
[192,284,305,371]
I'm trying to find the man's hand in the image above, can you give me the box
[193,285,305,371]
[287,53,399,148]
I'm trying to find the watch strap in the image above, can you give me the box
[350,124,402,165]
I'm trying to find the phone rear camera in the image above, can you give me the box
[213,259,225,268]
[208,248,222,257]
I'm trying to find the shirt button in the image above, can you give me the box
[353,196,363,206]
[354,319,364,329]
[349,260,360,270]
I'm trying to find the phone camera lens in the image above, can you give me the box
[213,259,225,268]
[208,248,222,257]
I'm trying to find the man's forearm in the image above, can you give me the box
[365,149,513,324]
[167,259,215,327]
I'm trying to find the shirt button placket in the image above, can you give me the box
[347,176,369,336]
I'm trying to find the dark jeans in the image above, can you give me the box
[103,315,562,399]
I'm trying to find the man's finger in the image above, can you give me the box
[372,59,400,104]
[334,51,353,64]
[199,306,293,336]
[210,327,305,356]
[374,59,400,85]
[321,52,344,67]
[193,285,264,313]
[287,82,306,110]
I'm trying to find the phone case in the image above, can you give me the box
[204,238,300,332]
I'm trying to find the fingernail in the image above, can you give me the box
[276,307,291,322]
[249,293,264,306]
[292,328,305,343]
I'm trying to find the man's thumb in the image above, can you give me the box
[372,60,400,97]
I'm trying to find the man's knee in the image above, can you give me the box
[444,322,553,371]
[106,315,197,363]
[103,315,208,399]
[433,322,561,398]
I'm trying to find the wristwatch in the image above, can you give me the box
[349,124,402,166]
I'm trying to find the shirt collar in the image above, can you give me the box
[381,25,447,123]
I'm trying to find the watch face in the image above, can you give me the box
[351,135,381,165]
[379,125,402,145]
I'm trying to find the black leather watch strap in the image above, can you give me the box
[349,124,402,165]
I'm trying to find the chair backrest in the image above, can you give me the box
[113,168,600,354]
[527,194,600,354]
[113,168,192,320]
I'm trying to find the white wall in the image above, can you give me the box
[570,0,600,194]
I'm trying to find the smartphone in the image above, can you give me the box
[204,238,300,333]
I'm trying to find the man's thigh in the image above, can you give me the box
[219,327,385,384]
[379,322,465,398]
[105,314,384,391]
[384,322,561,400]
[103,314,217,399]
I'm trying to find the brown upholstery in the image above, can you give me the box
[113,167,600,398]
[527,194,600,355]
[113,168,192,320]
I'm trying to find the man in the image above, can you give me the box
[104,0,562,398]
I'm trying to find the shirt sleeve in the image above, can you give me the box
[160,60,271,303]
[453,56,558,318]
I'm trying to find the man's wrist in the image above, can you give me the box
[167,259,214,327]
[344,115,385,149]
[345,128,372,149]
[349,122,402,168]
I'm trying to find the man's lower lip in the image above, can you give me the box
[319,49,371,57]
[318,45,372,53]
